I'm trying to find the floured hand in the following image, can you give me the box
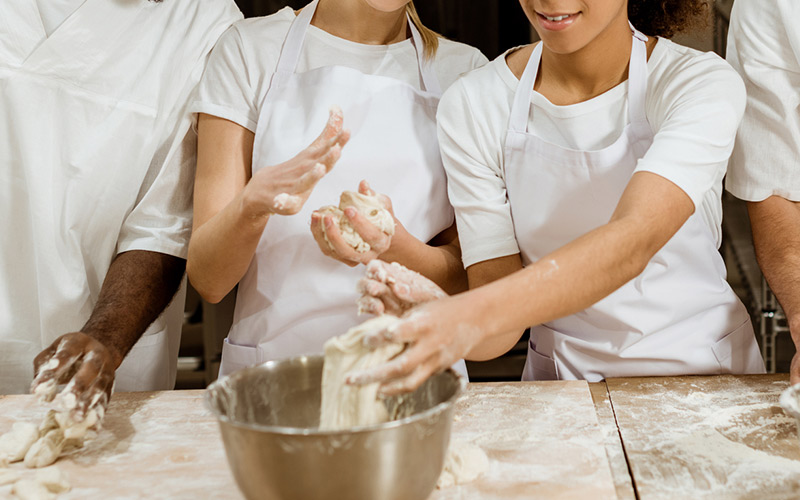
[346,293,487,396]
[357,260,447,316]
[31,332,114,424]
[311,181,396,266]
[243,106,350,217]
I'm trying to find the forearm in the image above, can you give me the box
[187,192,268,303]
[748,197,800,342]
[82,250,185,368]
[380,224,468,295]
[465,218,653,360]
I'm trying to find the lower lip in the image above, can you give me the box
[537,13,578,31]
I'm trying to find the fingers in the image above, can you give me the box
[31,338,83,401]
[357,295,386,315]
[310,212,335,257]
[358,180,374,197]
[64,352,113,421]
[322,215,363,266]
[343,207,391,255]
[306,107,345,157]
[379,357,442,397]
[357,278,405,315]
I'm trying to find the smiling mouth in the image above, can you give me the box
[535,11,580,29]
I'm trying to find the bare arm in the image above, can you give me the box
[32,250,185,419]
[187,111,349,303]
[349,171,694,394]
[748,197,800,383]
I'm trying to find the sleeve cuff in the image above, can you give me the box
[461,237,521,269]
[191,101,257,133]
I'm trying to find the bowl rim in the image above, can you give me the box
[204,355,466,436]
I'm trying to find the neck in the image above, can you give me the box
[537,16,633,104]
[312,0,408,45]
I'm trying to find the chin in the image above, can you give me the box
[363,0,410,13]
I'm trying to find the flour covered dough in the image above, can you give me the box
[436,441,489,488]
[0,423,40,463]
[320,191,395,253]
[319,315,405,431]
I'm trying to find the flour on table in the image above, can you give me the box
[12,478,55,500]
[319,191,395,254]
[436,440,489,488]
[319,315,404,431]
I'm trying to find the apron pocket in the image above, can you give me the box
[219,338,261,378]
[711,319,764,374]
[522,341,559,381]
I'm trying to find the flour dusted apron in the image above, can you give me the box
[503,28,765,381]
[220,0,464,376]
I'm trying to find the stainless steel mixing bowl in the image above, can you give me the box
[205,355,464,500]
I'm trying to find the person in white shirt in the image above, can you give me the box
[0,0,242,420]
[726,0,800,384]
[187,0,486,376]
[348,0,766,395]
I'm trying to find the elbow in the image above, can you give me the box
[186,259,226,304]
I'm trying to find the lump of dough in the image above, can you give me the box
[0,423,40,463]
[319,315,405,431]
[0,468,21,486]
[35,466,71,494]
[12,478,55,500]
[320,191,395,254]
[24,429,65,469]
[436,441,489,489]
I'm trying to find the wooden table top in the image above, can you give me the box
[1,375,798,499]
[606,374,800,500]
[0,381,617,500]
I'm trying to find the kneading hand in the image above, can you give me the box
[310,181,395,266]
[346,293,487,396]
[31,332,118,423]
[243,106,350,217]
[357,260,447,316]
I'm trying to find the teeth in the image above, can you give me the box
[545,14,570,21]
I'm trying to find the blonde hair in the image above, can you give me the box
[406,2,439,60]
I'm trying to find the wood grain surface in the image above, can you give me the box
[0,382,617,500]
[606,374,800,500]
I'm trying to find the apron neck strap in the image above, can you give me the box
[508,24,649,133]
[270,0,441,96]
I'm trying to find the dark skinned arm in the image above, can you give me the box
[31,250,185,421]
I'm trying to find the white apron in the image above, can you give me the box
[503,29,765,381]
[221,0,465,376]
[0,0,235,393]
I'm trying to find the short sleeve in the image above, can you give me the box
[116,59,205,258]
[634,57,746,210]
[437,78,520,269]
[725,0,800,202]
[191,25,259,133]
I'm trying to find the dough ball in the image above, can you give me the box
[24,429,65,469]
[436,441,489,488]
[320,191,395,253]
[0,422,40,463]
[12,478,55,500]
[35,466,71,493]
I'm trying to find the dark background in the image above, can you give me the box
[231,0,532,59]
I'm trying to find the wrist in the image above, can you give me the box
[80,330,126,369]
[238,188,272,229]
[380,220,414,263]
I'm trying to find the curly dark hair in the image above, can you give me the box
[628,0,711,38]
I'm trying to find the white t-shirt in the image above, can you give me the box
[192,7,487,132]
[438,38,746,268]
[726,0,800,202]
